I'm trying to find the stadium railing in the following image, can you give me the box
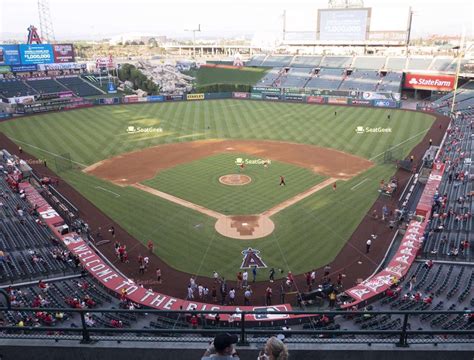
[0,290,471,346]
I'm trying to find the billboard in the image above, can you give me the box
[318,8,370,41]
[186,93,205,100]
[52,44,75,63]
[373,99,398,108]
[11,64,37,72]
[19,44,54,65]
[306,96,325,104]
[404,73,456,92]
[327,97,348,104]
[0,65,11,73]
[0,45,21,65]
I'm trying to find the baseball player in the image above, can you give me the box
[279,176,286,186]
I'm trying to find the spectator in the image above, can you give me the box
[201,333,239,359]
[258,336,289,360]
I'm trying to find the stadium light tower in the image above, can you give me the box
[185,24,201,58]
[37,0,56,43]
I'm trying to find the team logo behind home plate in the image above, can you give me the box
[240,248,267,269]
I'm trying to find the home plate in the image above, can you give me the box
[226,147,235,150]
[357,261,363,264]
[242,222,248,226]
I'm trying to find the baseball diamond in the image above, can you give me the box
[0,100,437,291]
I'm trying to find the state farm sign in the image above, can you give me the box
[404,73,455,91]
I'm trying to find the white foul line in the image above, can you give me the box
[351,178,369,191]
[94,186,120,197]
[369,128,430,162]
[7,137,87,168]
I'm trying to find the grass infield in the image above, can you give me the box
[0,100,435,279]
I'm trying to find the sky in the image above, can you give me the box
[0,0,472,41]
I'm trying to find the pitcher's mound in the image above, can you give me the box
[215,215,275,240]
[219,174,252,186]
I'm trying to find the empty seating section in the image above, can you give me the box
[261,56,293,67]
[257,68,283,87]
[56,77,103,97]
[406,57,433,71]
[278,68,312,88]
[430,58,455,71]
[386,57,407,71]
[26,78,67,94]
[305,68,345,90]
[0,79,36,98]
[245,55,266,67]
[291,56,322,68]
[352,57,386,70]
[377,72,402,93]
[319,56,352,68]
[339,70,380,91]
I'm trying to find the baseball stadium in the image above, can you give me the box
[0,1,472,359]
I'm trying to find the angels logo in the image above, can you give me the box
[62,234,83,246]
[240,248,267,269]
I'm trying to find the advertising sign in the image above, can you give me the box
[38,63,82,71]
[318,9,370,41]
[232,92,250,99]
[250,93,262,100]
[0,45,21,65]
[351,99,372,106]
[19,44,54,65]
[0,65,11,73]
[373,99,398,108]
[52,44,75,63]
[327,97,348,105]
[284,95,304,102]
[148,95,164,102]
[186,93,205,100]
[11,64,37,72]
[8,95,35,104]
[306,96,325,104]
[404,73,455,92]
[264,94,280,100]
[123,95,139,103]
[166,95,183,101]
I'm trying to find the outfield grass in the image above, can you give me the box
[0,100,435,279]
[143,153,327,214]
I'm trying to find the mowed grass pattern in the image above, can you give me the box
[144,153,327,214]
[0,100,435,279]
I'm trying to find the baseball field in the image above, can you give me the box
[0,99,435,280]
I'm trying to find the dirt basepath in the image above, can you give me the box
[84,139,372,186]
[0,108,450,306]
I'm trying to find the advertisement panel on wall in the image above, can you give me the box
[52,44,75,63]
[19,44,54,65]
[166,95,183,101]
[123,95,139,103]
[318,8,370,41]
[252,86,280,94]
[373,99,398,108]
[186,93,205,100]
[148,95,164,102]
[351,99,372,106]
[232,92,250,99]
[404,73,456,92]
[0,65,11,73]
[0,45,21,65]
[306,96,325,104]
[11,64,37,72]
[250,93,262,100]
[264,94,280,100]
[284,94,304,102]
[8,95,36,104]
[327,97,348,105]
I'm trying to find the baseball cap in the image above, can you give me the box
[213,333,238,351]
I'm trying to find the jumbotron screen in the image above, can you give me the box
[317,8,371,41]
